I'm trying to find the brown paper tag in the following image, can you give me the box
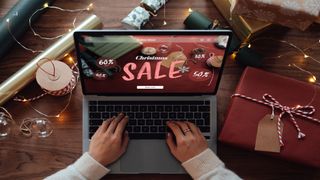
[255,114,283,153]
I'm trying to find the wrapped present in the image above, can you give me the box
[213,0,272,41]
[231,0,320,31]
[140,0,167,14]
[122,6,151,29]
[219,67,320,168]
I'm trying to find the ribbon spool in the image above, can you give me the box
[36,60,76,96]
[184,11,213,30]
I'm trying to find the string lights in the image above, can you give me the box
[0,106,53,138]
[6,2,94,53]
[290,64,319,85]
[30,3,93,40]
[163,0,167,26]
[243,37,320,86]
[14,57,79,118]
[6,2,88,118]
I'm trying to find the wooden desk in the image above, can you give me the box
[0,0,319,179]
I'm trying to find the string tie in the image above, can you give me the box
[232,93,320,147]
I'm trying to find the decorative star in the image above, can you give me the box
[178,66,190,73]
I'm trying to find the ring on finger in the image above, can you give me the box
[183,128,191,133]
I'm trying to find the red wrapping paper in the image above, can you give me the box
[219,67,320,168]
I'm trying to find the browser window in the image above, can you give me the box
[77,34,229,94]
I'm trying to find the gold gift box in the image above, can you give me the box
[213,0,272,41]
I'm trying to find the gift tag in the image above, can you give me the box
[255,114,283,153]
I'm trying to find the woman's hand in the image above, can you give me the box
[89,113,129,166]
[166,121,208,163]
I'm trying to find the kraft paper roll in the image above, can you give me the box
[0,14,102,105]
[0,0,55,59]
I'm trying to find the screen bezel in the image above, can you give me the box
[74,30,232,96]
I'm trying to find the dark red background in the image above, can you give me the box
[81,35,227,94]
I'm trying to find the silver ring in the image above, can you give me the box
[183,128,191,133]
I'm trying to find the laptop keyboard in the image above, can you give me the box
[88,101,211,139]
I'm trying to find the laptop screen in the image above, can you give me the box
[75,31,231,95]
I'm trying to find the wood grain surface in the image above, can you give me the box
[0,0,320,179]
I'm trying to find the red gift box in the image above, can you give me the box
[219,67,320,168]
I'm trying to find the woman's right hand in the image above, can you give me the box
[166,121,208,163]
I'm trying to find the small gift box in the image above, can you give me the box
[213,0,272,41]
[232,0,320,30]
[219,67,320,168]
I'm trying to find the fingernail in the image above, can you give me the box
[167,132,170,137]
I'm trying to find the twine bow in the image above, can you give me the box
[232,93,320,147]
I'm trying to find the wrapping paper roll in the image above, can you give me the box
[0,0,55,59]
[0,14,102,105]
[122,6,150,29]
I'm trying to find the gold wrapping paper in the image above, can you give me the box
[0,14,102,105]
[213,0,271,41]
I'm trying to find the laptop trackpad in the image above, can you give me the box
[120,140,181,173]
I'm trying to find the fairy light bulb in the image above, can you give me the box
[87,3,93,11]
[231,52,237,60]
[6,18,10,23]
[163,21,167,26]
[188,8,193,13]
[247,44,252,48]
[308,76,317,83]
[68,56,74,63]
[22,99,28,102]
[55,114,60,118]
[304,54,309,58]
[44,3,49,8]
[68,29,72,32]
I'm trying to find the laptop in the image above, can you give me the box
[74,30,232,174]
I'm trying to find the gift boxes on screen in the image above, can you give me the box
[219,67,320,168]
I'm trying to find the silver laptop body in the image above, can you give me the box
[74,30,232,174]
